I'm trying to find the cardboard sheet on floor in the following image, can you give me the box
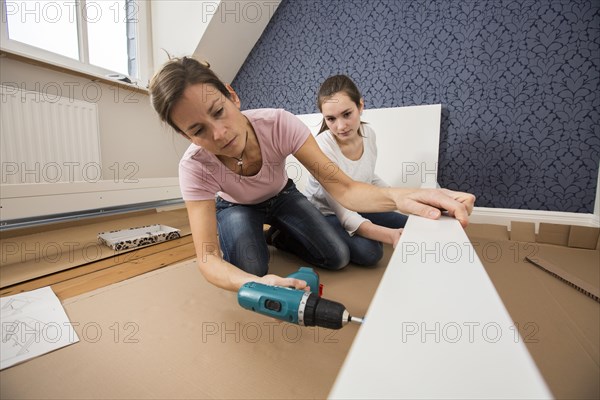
[3,221,599,399]
[526,254,599,301]
[466,226,600,399]
[0,246,389,399]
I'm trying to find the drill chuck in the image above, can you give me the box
[302,292,351,329]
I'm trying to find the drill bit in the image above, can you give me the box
[350,316,364,325]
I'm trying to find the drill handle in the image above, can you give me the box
[287,267,323,296]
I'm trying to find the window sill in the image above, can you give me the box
[0,48,149,95]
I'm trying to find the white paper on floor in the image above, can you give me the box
[1,286,79,370]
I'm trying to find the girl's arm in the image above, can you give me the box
[371,173,389,188]
[355,221,402,247]
[293,135,475,226]
[185,200,307,291]
[323,185,403,246]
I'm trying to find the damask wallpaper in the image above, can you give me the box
[232,0,600,212]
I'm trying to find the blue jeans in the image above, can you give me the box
[324,211,408,266]
[215,179,350,276]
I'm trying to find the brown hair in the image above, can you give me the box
[149,56,231,134]
[316,75,364,135]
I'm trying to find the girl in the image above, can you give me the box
[305,75,407,266]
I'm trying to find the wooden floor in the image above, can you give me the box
[0,235,195,301]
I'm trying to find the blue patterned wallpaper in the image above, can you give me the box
[232,0,600,212]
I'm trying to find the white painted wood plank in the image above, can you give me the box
[329,215,552,399]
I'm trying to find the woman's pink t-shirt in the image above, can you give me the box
[178,108,310,204]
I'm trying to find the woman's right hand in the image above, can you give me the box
[255,274,309,291]
[394,189,476,227]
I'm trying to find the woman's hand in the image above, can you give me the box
[394,189,476,227]
[255,274,309,291]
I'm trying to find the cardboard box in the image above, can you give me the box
[537,223,571,246]
[510,221,536,242]
[568,226,600,250]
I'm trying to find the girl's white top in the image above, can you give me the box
[304,123,388,235]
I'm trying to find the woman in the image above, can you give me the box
[305,75,407,266]
[149,57,475,292]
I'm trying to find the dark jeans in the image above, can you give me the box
[215,179,349,276]
[324,211,408,266]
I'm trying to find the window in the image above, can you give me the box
[1,0,148,82]
[5,0,80,60]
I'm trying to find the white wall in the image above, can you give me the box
[150,0,218,73]
[151,0,281,82]
[193,0,281,82]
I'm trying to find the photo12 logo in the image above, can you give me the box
[401,321,539,344]
[3,1,139,24]
[1,82,140,104]
[201,321,339,344]
[200,1,279,24]
[1,320,140,347]
[1,161,139,184]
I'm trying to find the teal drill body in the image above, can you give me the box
[286,266,321,295]
[237,267,361,330]
[238,282,309,325]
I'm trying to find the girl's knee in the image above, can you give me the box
[324,245,350,271]
[353,246,384,267]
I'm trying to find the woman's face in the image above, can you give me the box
[170,83,250,158]
[321,92,364,143]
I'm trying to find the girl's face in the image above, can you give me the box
[321,92,364,143]
[170,83,250,158]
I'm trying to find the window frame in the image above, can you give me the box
[0,0,152,86]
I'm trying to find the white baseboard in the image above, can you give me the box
[470,207,600,232]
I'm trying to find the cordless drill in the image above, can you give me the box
[237,267,364,330]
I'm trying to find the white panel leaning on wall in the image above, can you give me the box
[292,104,442,193]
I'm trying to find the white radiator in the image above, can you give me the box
[0,85,101,184]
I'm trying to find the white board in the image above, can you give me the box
[329,215,552,399]
[290,104,441,192]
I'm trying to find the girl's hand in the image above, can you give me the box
[392,228,403,248]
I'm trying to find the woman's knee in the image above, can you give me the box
[219,234,271,277]
[222,245,270,276]
[236,260,269,277]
